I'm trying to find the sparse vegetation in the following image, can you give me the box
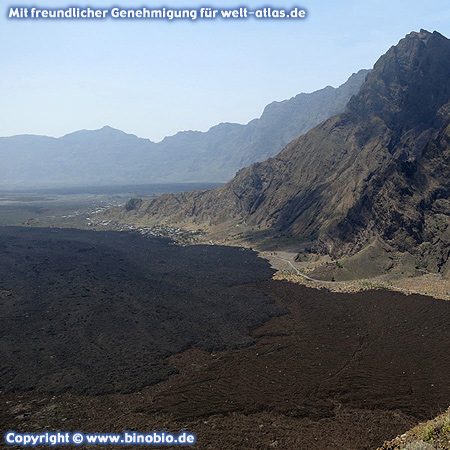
[379,408,450,450]
[401,441,434,450]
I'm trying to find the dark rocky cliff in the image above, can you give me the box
[110,30,450,276]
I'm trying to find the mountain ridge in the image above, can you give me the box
[0,70,368,188]
[107,30,450,279]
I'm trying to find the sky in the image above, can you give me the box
[2,0,450,142]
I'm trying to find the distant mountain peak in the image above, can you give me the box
[0,69,367,189]
[91,125,126,135]
[97,125,129,135]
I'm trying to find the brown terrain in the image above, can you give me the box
[100,30,450,282]
[2,227,450,449]
[378,407,450,449]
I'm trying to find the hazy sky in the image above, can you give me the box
[2,0,450,141]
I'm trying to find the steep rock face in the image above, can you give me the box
[314,30,450,269]
[115,30,450,275]
[154,69,369,181]
[324,119,450,275]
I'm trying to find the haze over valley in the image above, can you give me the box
[0,70,368,188]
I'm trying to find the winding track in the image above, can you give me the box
[271,254,326,282]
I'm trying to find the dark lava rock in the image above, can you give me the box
[125,197,143,211]
[0,226,285,395]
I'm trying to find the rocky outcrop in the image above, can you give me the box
[110,30,450,276]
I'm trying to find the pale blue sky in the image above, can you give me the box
[2,0,450,141]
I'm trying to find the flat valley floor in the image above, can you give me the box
[1,227,450,449]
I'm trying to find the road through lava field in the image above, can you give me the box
[1,227,450,449]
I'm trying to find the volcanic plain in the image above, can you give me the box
[1,227,450,449]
